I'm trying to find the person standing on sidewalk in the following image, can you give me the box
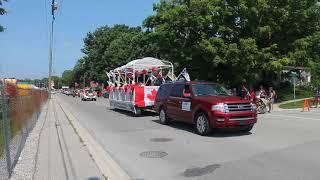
[314,87,320,107]
[268,87,277,112]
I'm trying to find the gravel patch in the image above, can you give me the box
[10,104,48,180]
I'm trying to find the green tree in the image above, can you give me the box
[75,24,158,84]
[72,0,320,87]
[61,70,75,87]
[144,0,320,86]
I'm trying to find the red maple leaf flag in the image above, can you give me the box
[146,89,158,101]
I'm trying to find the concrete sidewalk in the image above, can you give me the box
[10,99,103,180]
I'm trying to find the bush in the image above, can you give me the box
[276,84,314,103]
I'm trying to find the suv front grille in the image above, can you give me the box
[229,115,254,121]
[227,103,252,112]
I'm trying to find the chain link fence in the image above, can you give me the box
[0,80,48,179]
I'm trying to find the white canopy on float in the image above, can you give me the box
[113,57,173,72]
[107,57,174,86]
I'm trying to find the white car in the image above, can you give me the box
[81,89,97,101]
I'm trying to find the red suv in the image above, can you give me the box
[154,81,257,135]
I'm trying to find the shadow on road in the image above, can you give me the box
[110,108,158,117]
[152,120,252,137]
[109,108,252,137]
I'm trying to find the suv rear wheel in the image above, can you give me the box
[195,112,211,136]
[159,108,170,125]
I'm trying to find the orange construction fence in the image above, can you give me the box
[301,98,320,112]
[301,99,310,112]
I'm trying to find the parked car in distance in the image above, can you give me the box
[75,89,81,97]
[154,81,257,136]
[81,89,97,101]
[64,89,73,96]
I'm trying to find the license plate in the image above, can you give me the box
[239,121,247,125]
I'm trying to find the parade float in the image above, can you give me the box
[107,57,175,115]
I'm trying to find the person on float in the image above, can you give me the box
[249,87,256,103]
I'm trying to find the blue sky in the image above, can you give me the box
[0,0,159,79]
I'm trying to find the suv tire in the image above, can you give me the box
[195,112,211,136]
[159,108,170,125]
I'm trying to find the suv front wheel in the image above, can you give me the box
[195,112,211,136]
[159,108,170,125]
[241,124,254,133]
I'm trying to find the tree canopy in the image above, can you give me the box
[61,70,75,87]
[144,0,320,85]
[71,0,320,87]
[73,25,159,84]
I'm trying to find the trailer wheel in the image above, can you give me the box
[135,108,142,116]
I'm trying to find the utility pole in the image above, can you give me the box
[48,0,58,99]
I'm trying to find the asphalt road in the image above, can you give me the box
[56,94,320,180]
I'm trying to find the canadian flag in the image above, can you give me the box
[134,86,159,107]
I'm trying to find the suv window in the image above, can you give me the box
[192,83,229,96]
[157,84,173,97]
[170,84,184,97]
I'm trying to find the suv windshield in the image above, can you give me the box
[192,84,230,96]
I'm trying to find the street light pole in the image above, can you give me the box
[48,0,57,99]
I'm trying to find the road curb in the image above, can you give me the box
[57,98,131,180]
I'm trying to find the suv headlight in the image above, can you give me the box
[211,103,229,113]
[251,103,256,111]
